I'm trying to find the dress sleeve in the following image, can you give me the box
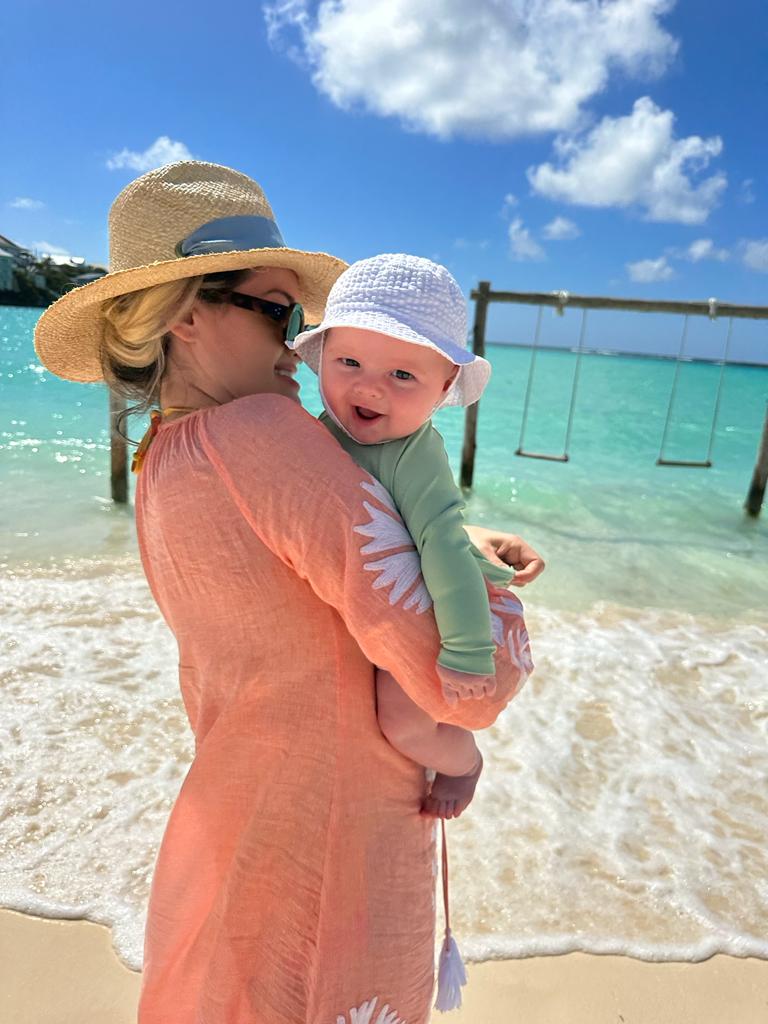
[198,395,531,729]
[390,427,496,676]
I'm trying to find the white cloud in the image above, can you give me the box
[264,0,677,139]
[742,240,768,273]
[509,218,545,261]
[501,193,519,216]
[528,97,726,224]
[739,178,756,205]
[32,241,84,266]
[542,216,580,240]
[9,197,44,210]
[452,238,489,250]
[685,238,728,262]
[33,240,71,256]
[627,256,674,281]
[106,136,194,172]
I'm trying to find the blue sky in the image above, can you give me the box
[2,0,767,361]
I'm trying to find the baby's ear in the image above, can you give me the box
[442,366,459,392]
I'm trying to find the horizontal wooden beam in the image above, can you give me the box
[469,289,768,321]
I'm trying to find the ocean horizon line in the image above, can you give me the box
[4,302,766,369]
[486,339,768,369]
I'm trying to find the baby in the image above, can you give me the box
[289,254,531,819]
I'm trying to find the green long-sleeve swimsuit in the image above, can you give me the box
[320,412,515,675]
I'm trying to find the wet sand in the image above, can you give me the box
[1,909,766,1023]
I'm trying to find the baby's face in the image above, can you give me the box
[321,327,458,442]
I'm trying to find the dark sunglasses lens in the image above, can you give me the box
[285,304,305,342]
[264,301,288,323]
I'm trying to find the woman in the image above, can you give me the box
[35,161,544,1024]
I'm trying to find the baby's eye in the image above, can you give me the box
[340,357,360,367]
[393,369,415,381]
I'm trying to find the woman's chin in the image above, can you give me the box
[274,375,302,402]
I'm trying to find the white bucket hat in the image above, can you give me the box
[288,253,490,408]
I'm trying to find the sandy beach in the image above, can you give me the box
[1,910,766,1024]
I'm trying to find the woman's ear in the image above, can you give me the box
[442,366,460,392]
[168,302,201,344]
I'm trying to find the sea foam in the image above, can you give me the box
[1,561,766,970]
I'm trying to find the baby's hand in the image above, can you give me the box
[436,665,497,705]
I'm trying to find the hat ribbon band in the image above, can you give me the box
[176,215,286,257]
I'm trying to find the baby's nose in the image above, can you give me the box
[353,377,383,399]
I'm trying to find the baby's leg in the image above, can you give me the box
[376,668,483,819]
[421,751,483,821]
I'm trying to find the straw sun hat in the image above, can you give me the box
[289,253,491,408]
[33,160,347,383]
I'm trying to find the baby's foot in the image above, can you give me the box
[437,665,496,705]
[421,753,483,820]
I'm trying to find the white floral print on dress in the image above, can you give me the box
[490,592,534,682]
[336,994,406,1024]
[353,479,432,613]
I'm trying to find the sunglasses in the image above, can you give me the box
[200,289,306,342]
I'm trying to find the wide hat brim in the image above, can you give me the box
[290,311,491,408]
[34,247,347,383]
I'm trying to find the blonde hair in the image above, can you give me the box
[100,269,250,424]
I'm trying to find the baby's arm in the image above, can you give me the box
[202,395,530,731]
[393,427,498,700]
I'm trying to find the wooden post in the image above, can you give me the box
[109,391,129,504]
[460,280,491,491]
[745,404,768,518]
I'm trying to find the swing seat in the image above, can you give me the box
[656,457,713,468]
[515,448,569,462]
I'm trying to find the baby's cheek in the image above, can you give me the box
[395,397,433,435]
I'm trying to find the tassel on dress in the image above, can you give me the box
[434,818,468,1012]
[131,409,162,474]
[131,407,195,474]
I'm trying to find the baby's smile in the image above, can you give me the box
[354,405,383,421]
[348,403,389,438]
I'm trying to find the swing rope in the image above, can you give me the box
[657,314,690,464]
[516,291,586,462]
[516,305,544,455]
[563,309,588,458]
[705,316,734,465]
[658,301,733,468]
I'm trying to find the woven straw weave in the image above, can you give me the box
[34,161,346,382]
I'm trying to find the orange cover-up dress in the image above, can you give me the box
[134,395,531,1024]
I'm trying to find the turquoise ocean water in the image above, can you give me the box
[1,304,767,969]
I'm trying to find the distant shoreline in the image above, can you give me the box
[0,298,48,309]
[486,339,768,369]
[3,304,765,368]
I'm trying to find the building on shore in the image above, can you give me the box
[0,232,106,305]
[0,248,16,291]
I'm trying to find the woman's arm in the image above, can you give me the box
[464,524,545,586]
[199,395,531,731]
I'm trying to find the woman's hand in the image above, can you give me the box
[464,525,545,586]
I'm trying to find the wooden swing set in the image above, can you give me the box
[459,283,768,517]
